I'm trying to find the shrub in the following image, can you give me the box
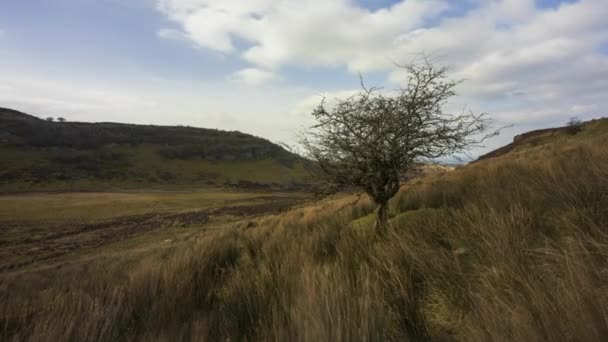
[566,116,584,135]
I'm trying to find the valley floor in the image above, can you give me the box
[0,190,309,308]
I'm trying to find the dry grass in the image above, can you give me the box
[0,190,304,223]
[1,123,608,341]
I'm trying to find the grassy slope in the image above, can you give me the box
[0,108,312,192]
[2,118,607,341]
[476,117,608,162]
[0,144,311,192]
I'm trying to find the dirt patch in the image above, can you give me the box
[0,195,306,274]
[0,209,212,273]
[211,199,301,217]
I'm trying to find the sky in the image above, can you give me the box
[1,0,607,156]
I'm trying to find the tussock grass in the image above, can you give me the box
[2,124,608,341]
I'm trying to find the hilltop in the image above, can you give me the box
[0,108,312,192]
[476,117,608,161]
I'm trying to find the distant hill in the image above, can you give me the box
[475,117,608,162]
[0,107,312,192]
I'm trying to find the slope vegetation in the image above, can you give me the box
[475,118,604,161]
[1,118,607,341]
[0,108,311,191]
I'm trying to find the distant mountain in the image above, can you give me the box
[0,107,312,192]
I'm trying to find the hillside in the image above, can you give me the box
[475,118,608,161]
[2,117,607,341]
[0,108,312,192]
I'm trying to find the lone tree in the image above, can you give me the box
[57,117,67,123]
[302,59,497,234]
[566,116,583,135]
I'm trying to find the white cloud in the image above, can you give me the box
[157,0,448,72]
[156,0,608,123]
[229,68,279,85]
[380,1,608,145]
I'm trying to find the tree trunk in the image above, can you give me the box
[375,202,389,235]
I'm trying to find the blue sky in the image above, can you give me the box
[1,0,607,155]
[0,0,239,80]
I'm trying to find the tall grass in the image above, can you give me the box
[2,128,608,341]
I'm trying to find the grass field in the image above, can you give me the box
[1,119,607,341]
[0,189,310,314]
[0,189,303,223]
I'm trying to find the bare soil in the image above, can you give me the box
[0,192,306,275]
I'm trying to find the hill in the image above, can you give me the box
[475,117,608,161]
[1,117,607,341]
[0,107,312,192]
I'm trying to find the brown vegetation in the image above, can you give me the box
[1,120,608,341]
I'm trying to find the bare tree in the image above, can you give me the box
[302,59,497,234]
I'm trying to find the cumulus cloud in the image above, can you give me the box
[156,0,608,132]
[157,0,448,72]
[156,0,607,78]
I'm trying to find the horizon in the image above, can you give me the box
[1,0,607,156]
